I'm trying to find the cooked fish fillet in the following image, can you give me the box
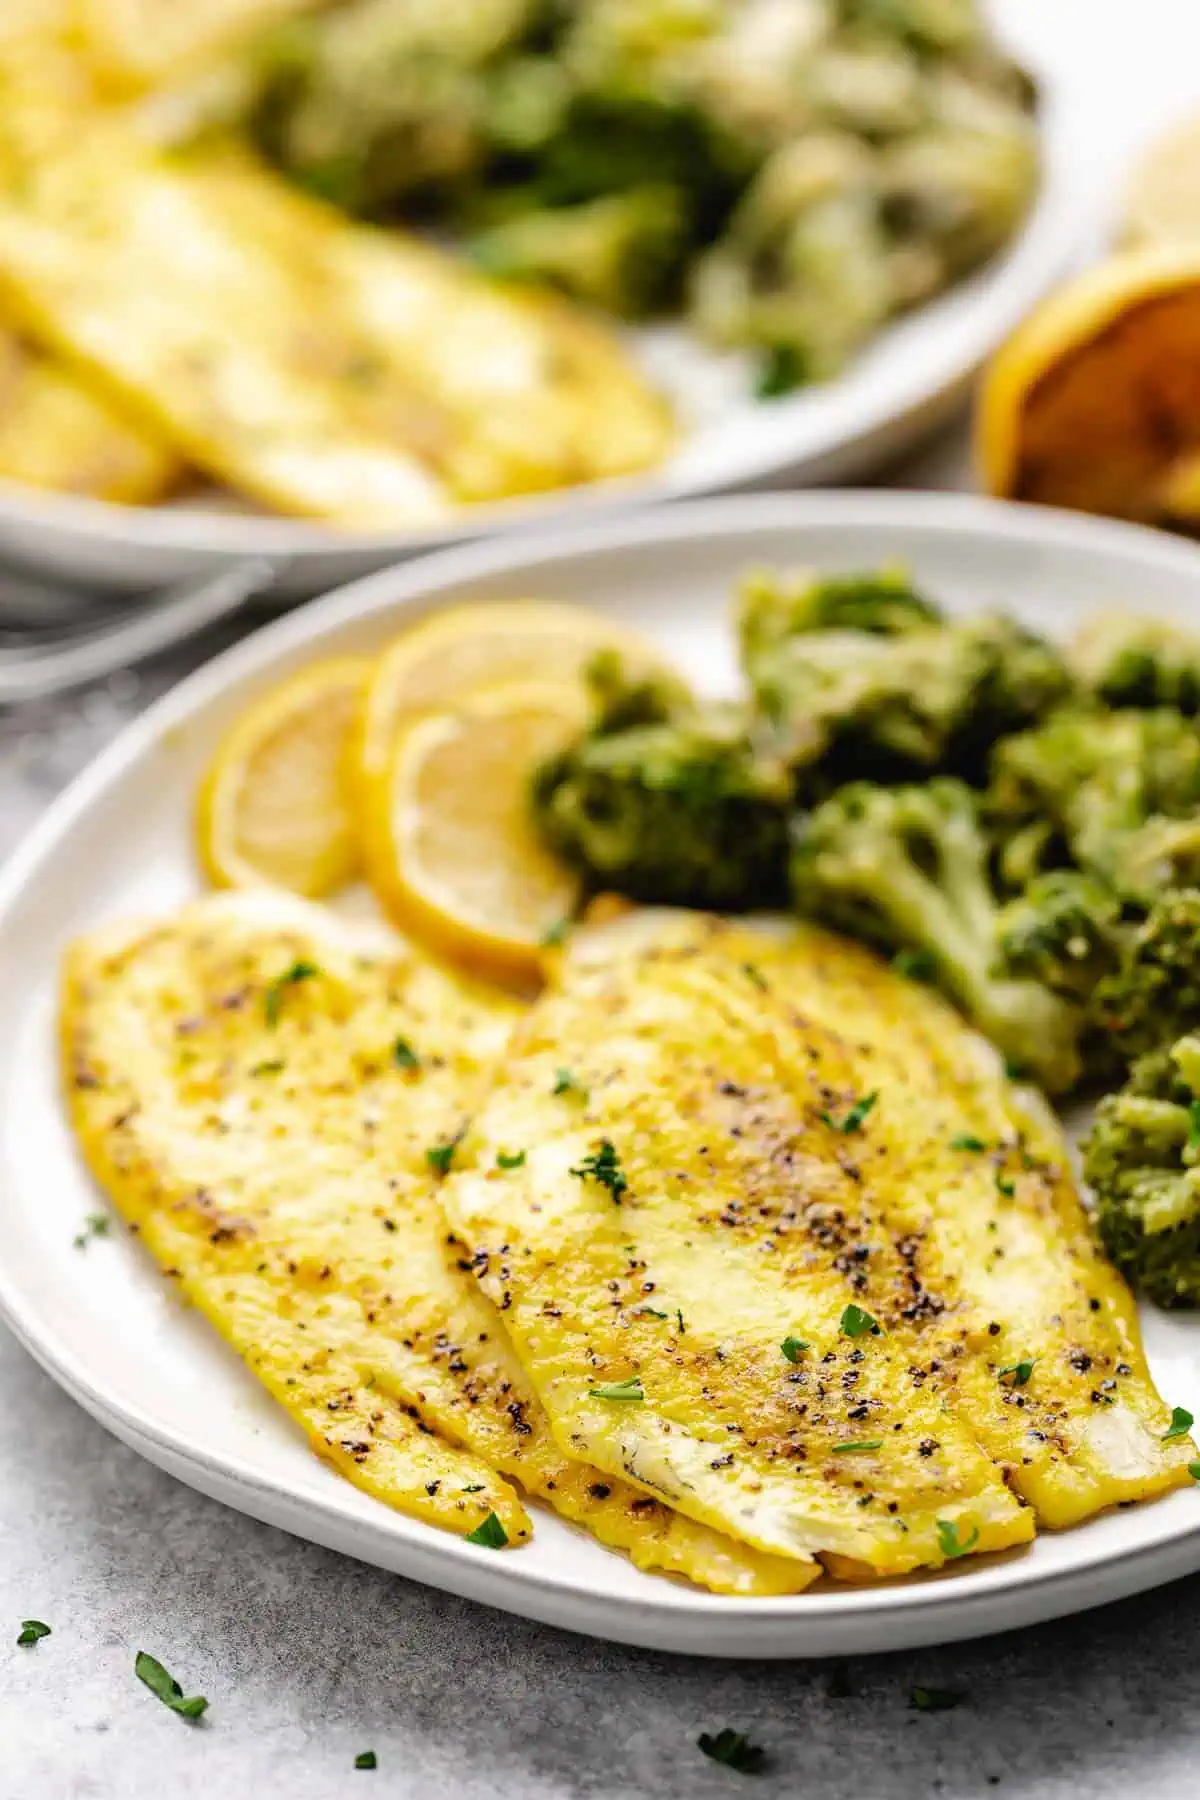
[445,911,1193,1575]
[61,891,811,1592]
[0,129,670,522]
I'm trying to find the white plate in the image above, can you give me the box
[3,492,1198,1659]
[0,79,1083,597]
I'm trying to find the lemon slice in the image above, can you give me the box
[371,680,586,986]
[197,655,371,896]
[975,246,1200,526]
[354,599,662,902]
[1124,112,1200,247]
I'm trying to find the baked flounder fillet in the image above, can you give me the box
[445,912,1193,1577]
[61,891,812,1593]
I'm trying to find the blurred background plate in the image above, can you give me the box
[0,75,1084,599]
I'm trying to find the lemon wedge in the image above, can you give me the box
[370,680,586,986]
[197,655,371,897]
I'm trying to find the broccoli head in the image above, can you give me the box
[993,871,1126,1006]
[1071,610,1200,714]
[532,704,791,911]
[742,603,1073,789]
[789,778,1083,1093]
[987,708,1200,901]
[737,563,941,664]
[468,185,690,315]
[1083,1033,1200,1307]
[1089,889,1200,1067]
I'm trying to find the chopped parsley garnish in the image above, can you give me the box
[839,1304,881,1339]
[570,1139,627,1202]
[820,1090,878,1134]
[998,1358,1035,1387]
[1164,1406,1194,1441]
[1188,1101,1200,1152]
[540,917,572,948]
[73,1212,110,1250]
[638,1306,668,1320]
[496,1150,526,1170]
[742,961,769,991]
[677,1309,687,1333]
[552,1067,587,1099]
[698,1728,766,1775]
[588,1376,644,1404]
[250,1059,284,1077]
[462,1485,485,1494]
[780,1336,811,1363]
[995,1174,1016,1197]
[392,1037,420,1072]
[466,1512,508,1549]
[892,947,938,983]
[911,1686,964,1713]
[16,1620,50,1646]
[425,1135,461,1178]
[264,958,319,1026]
[935,1519,980,1560]
[950,1134,987,1152]
[134,1651,209,1720]
[355,1751,377,1770]
[832,1440,883,1454]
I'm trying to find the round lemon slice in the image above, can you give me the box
[371,680,586,986]
[975,246,1200,526]
[197,656,371,897]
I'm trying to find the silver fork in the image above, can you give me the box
[0,557,285,703]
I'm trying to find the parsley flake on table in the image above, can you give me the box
[570,1139,627,1202]
[355,1751,378,1770]
[950,1134,987,1152]
[263,958,319,1027]
[840,1304,881,1339]
[134,1651,209,1720]
[588,1376,644,1403]
[698,1728,766,1775]
[820,1090,878,1134]
[73,1212,110,1250]
[16,1620,50,1646]
[1164,1406,1194,1440]
[935,1519,980,1560]
[392,1037,420,1071]
[998,1358,1035,1387]
[496,1149,527,1170]
[780,1336,811,1363]
[910,1686,964,1712]
[832,1440,883,1454]
[466,1512,509,1549]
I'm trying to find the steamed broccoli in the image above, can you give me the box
[738,564,941,659]
[1083,1033,1200,1307]
[468,185,690,314]
[789,778,1083,1092]
[741,595,1073,788]
[1071,611,1200,715]
[1090,890,1200,1067]
[533,705,791,911]
[993,871,1126,1005]
[987,708,1200,901]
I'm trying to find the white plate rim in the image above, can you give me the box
[4,489,1200,1658]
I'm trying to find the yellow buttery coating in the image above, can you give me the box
[60,891,812,1592]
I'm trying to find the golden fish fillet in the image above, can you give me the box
[61,891,810,1593]
[0,130,670,522]
[445,912,1193,1578]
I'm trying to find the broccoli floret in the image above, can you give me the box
[1090,890,1200,1066]
[582,647,694,735]
[1071,611,1200,715]
[789,778,1083,1093]
[987,708,1200,901]
[1083,1033,1200,1307]
[743,603,1073,788]
[738,564,941,662]
[533,705,791,910]
[468,185,690,315]
[993,871,1126,1006]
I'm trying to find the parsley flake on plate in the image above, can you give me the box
[466,1512,508,1549]
[1164,1406,1194,1441]
[425,1134,462,1178]
[392,1037,420,1071]
[998,1358,1035,1387]
[833,1440,883,1454]
[263,958,319,1027]
[16,1620,50,1646]
[552,1066,587,1098]
[496,1149,526,1170]
[935,1519,980,1560]
[355,1751,377,1770]
[570,1139,627,1202]
[820,1090,878,1135]
[698,1728,766,1775]
[839,1304,881,1339]
[73,1212,110,1250]
[134,1651,208,1720]
[780,1335,811,1363]
[589,1376,644,1404]
[950,1134,987,1152]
